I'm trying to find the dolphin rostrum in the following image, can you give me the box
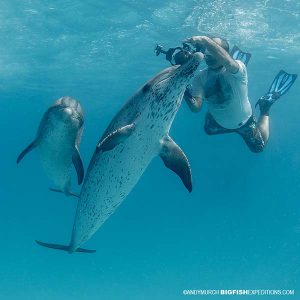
[17,96,84,197]
[36,53,202,253]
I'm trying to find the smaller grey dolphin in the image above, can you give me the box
[17,96,84,196]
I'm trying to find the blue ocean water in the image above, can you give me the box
[1,0,300,299]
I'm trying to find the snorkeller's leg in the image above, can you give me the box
[236,116,265,153]
[204,113,235,135]
[257,114,269,143]
[256,91,272,143]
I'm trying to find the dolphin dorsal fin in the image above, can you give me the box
[97,123,135,153]
[159,136,192,192]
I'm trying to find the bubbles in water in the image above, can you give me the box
[182,0,299,53]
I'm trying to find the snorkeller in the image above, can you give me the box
[156,36,297,152]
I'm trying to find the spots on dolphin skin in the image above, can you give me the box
[165,107,174,115]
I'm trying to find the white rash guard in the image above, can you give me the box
[190,60,252,129]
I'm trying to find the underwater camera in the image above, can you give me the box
[155,42,205,66]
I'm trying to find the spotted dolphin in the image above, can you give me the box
[17,96,84,197]
[36,53,202,253]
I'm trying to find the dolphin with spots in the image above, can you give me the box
[17,96,84,197]
[36,52,202,253]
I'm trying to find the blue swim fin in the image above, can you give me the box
[35,240,96,253]
[255,70,297,110]
[230,45,251,66]
[267,70,297,97]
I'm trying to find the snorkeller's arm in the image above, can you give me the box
[183,51,204,113]
[184,87,203,113]
[184,36,239,74]
[184,71,204,114]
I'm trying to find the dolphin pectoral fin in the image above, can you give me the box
[72,146,84,185]
[49,188,80,198]
[35,240,96,253]
[68,191,80,198]
[17,140,38,164]
[159,136,192,192]
[97,123,135,153]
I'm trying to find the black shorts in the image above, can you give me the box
[204,113,265,153]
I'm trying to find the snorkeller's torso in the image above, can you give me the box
[191,60,252,129]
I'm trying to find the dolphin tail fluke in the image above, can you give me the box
[35,240,96,253]
[49,187,80,198]
[35,240,70,252]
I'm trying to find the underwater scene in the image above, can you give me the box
[1,0,300,299]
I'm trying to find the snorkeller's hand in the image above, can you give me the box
[174,50,204,65]
[183,36,209,48]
